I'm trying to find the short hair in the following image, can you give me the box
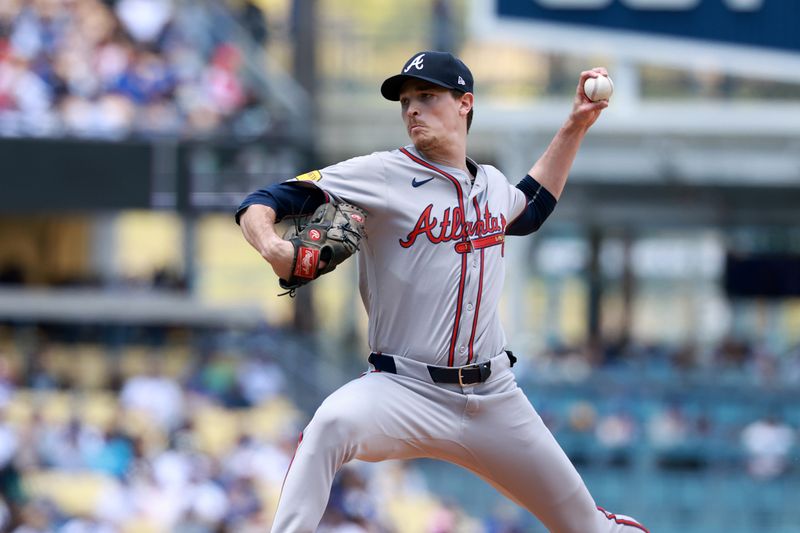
[451,90,473,133]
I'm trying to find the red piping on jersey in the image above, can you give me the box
[400,147,467,366]
[597,507,650,533]
[467,197,485,364]
[279,431,304,497]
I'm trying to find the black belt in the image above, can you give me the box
[368,351,516,386]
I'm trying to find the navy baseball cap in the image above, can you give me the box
[381,51,474,101]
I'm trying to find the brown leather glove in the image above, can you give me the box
[279,202,367,295]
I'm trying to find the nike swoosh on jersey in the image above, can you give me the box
[411,177,435,188]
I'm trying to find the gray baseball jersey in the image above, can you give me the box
[292,144,527,367]
[272,146,649,533]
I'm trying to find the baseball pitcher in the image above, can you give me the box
[237,51,648,533]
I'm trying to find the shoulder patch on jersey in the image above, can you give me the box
[295,170,322,182]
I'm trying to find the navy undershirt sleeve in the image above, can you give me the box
[505,175,557,236]
[235,182,326,225]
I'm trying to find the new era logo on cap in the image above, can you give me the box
[381,51,474,101]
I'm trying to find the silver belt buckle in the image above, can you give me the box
[458,364,479,387]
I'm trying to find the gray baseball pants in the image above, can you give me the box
[271,353,648,532]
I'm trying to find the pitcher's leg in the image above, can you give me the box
[462,387,648,533]
[271,373,464,533]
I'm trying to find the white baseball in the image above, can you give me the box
[583,75,613,102]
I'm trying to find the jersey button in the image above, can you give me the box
[459,346,467,354]
[466,303,474,312]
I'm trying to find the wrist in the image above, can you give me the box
[562,116,590,135]
[260,234,287,262]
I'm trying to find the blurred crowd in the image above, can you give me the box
[523,338,800,482]
[0,329,500,533]
[0,326,796,532]
[532,393,797,481]
[0,334,796,532]
[0,0,265,139]
[531,335,800,389]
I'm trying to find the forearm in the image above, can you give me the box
[527,117,590,200]
[238,184,325,281]
[239,204,284,262]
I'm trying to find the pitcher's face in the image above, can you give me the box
[399,80,470,153]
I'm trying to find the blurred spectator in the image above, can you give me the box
[25,351,60,390]
[741,414,795,480]
[595,408,636,467]
[648,402,707,471]
[785,344,800,385]
[222,476,261,529]
[59,517,115,533]
[750,344,781,386]
[0,497,10,532]
[715,336,751,369]
[14,410,46,472]
[561,400,596,466]
[182,462,229,528]
[0,358,16,408]
[190,352,249,407]
[114,0,174,45]
[223,433,292,487]
[85,426,135,479]
[236,353,285,406]
[648,403,689,450]
[483,501,526,533]
[427,502,457,533]
[94,477,136,528]
[38,417,102,471]
[0,409,20,504]
[671,343,698,372]
[329,467,378,530]
[127,461,185,529]
[568,401,596,434]
[428,500,482,533]
[120,358,184,431]
[11,498,60,533]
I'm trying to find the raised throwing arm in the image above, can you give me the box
[528,68,609,200]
